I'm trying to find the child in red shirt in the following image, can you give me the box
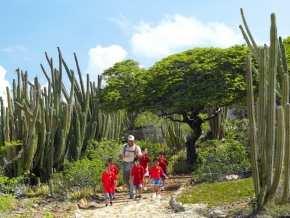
[107,158,119,199]
[149,158,167,199]
[139,148,150,190]
[158,152,168,189]
[101,164,114,206]
[131,157,145,199]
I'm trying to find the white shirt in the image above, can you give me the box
[122,144,141,163]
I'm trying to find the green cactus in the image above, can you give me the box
[241,9,290,209]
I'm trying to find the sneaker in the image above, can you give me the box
[152,193,157,199]
[157,194,161,199]
[160,186,165,191]
[110,201,113,206]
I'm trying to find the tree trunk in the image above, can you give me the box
[184,116,203,165]
[207,107,227,140]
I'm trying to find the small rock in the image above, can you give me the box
[169,196,185,212]
[209,208,227,218]
[225,174,239,181]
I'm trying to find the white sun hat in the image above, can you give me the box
[127,135,135,141]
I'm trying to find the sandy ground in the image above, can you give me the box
[74,176,206,218]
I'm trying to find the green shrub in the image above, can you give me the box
[224,119,248,146]
[0,194,16,212]
[85,140,122,162]
[63,158,104,189]
[194,139,251,182]
[24,185,49,198]
[50,140,123,196]
[137,140,170,159]
[168,149,192,174]
[134,111,161,128]
[0,176,25,194]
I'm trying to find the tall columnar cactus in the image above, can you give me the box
[0,47,128,181]
[240,9,290,209]
[0,97,5,146]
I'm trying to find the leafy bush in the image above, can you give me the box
[168,149,192,174]
[134,111,161,128]
[0,176,25,194]
[50,140,123,196]
[193,139,251,182]
[137,140,170,159]
[0,194,16,212]
[63,158,104,189]
[224,119,248,146]
[85,140,122,163]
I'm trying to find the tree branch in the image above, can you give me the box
[160,110,185,123]
[202,107,222,122]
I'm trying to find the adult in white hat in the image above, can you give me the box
[120,134,142,199]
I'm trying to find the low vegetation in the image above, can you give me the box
[0,195,16,213]
[178,178,254,206]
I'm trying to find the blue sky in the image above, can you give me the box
[0,0,290,94]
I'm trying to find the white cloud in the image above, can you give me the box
[86,45,127,81]
[0,45,27,54]
[0,66,9,106]
[131,15,242,58]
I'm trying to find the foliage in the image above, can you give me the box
[68,187,95,201]
[0,176,25,194]
[24,185,49,198]
[101,59,147,113]
[0,49,127,181]
[63,158,104,189]
[85,140,123,162]
[161,118,191,150]
[167,149,193,174]
[224,118,249,146]
[50,140,123,195]
[178,178,254,206]
[283,36,290,71]
[145,46,248,114]
[193,139,251,182]
[137,140,170,159]
[134,111,161,128]
[143,45,249,164]
[0,194,16,212]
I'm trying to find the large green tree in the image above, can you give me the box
[144,46,249,164]
[101,59,147,129]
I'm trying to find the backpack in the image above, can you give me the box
[123,144,139,160]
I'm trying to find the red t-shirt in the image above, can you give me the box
[101,170,114,193]
[139,154,150,170]
[131,164,145,185]
[158,157,168,173]
[149,165,164,180]
[109,163,119,180]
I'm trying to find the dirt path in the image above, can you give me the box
[74,176,206,218]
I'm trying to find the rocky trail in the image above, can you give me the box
[75,175,207,218]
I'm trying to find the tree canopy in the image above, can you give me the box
[101,45,249,163]
[144,46,249,117]
[101,59,147,113]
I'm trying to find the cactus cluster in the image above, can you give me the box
[0,48,127,181]
[240,9,290,208]
[161,116,187,150]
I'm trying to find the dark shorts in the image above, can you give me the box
[151,179,161,186]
